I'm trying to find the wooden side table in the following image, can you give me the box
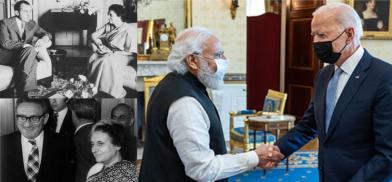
[246,114,296,174]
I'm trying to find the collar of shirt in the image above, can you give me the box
[335,45,364,76]
[55,107,68,133]
[21,131,44,172]
[74,122,93,135]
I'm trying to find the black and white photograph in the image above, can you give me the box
[0,0,137,98]
[0,98,138,181]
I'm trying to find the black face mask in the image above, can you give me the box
[313,30,348,64]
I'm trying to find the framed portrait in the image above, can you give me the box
[348,0,392,39]
[262,96,281,113]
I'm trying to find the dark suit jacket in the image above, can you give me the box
[0,17,51,65]
[275,50,392,182]
[46,108,75,137]
[74,123,95,182]
[121,126,137,163]
[0,130,74,182]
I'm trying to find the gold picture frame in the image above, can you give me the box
[347,0,392,39]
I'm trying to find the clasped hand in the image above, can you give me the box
[255,143,284,169]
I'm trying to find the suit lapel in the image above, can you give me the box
[37,131,50,181]
[324,50,372,143]
[60,109,74,135]
[10,17,23,40]
[14,133,28,180]
[24,21,34,41]
[315,65,335,138]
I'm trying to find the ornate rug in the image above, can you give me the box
[229,151,319,182]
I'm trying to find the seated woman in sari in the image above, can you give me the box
[86,120,138,182]
[88,4,137,98]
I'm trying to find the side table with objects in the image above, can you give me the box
[246,114,296,174]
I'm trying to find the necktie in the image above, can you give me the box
[20,22,25,36]
[26,140,39,182]
[325,68,343,133]
[52,112,58,132]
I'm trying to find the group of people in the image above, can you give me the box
[0,1,137,98]
[140,2,392,182]
[1,1,392,182]
[1,98,138,182]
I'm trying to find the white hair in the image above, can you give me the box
[313,3,363,44]
[167,27,215,75]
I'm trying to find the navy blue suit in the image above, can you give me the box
[275,50,392,182]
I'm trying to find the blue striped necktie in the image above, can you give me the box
[325,68,343,133]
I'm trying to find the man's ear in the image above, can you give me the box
[43,113,49,125]
[346,27,354,43]
[185,55,199,71]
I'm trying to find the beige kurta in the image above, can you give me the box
[88,23,137,98]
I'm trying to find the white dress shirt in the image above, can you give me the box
[55,107,68,133]
[167,96,259,182]
[333,46,364,104]
[15,18,25,34]
[21,131,44,173]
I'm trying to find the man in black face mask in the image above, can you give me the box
[271,3,392,182]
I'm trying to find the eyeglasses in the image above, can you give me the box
[16,114,45,124]
[193,50,225,60]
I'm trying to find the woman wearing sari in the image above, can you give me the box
[88,4,137,98]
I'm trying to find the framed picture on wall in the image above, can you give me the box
[348,0,392,39]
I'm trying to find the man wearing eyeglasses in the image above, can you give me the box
[1,98,74,182]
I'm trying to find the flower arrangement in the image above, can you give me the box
[28,75,97,98]
[75,0,98,15]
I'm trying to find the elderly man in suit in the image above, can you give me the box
[0,98,74,182]
[0,0,52,93]
[271,3,392,182]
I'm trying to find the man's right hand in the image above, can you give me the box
[255,143,284,169]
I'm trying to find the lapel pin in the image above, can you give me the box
[355,76,360,79]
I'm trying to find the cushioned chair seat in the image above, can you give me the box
[0,65,13,91]
[231,127,276,143]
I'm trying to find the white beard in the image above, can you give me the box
[197,60,224,90]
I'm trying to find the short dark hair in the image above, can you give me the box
[68,99,97,120]
[92,120,126,147]
[108,4,125,17]
[14,0,30,12]
[16,98,49,114]
[111,103,134,118]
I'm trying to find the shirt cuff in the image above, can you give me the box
[245,151,259,168]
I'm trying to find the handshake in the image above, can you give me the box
[254,143,285,169]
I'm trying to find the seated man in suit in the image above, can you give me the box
[0,0,52,93]
[69,99,97,182]
[0,98,74,182]
[111,103,137,163]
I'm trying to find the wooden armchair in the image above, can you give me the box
[229,89,287,152]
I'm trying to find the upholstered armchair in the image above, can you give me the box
[229,89,288,152]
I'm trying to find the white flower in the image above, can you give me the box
[92,87,98,95]
[89,83,94,88]
[78,75,87,82]
[70,78,74,83]
[81,90,89,98]
[64,90,74,98]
